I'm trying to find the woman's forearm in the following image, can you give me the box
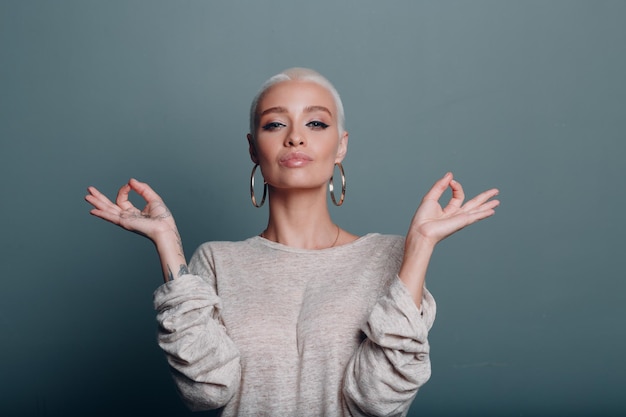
[397,238,435,309]
[153,228,189,283]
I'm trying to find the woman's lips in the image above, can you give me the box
[279,152,313,168]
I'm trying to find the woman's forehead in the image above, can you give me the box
[258,80,337,112]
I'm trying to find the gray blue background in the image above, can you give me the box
[1,1,625,416]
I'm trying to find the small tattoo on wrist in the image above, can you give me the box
[178,264,189,277]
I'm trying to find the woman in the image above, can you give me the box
[85,68,499,416]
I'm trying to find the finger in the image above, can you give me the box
[465,206,498,224]
[85,186,120,212]
[88,207,123,225]
[128,178,163,204]
[461,188,499,212]
[445,204,498,234]
[443,179,465,214]
[422,172,453,202]
[86,188,124,225]
[115,183,135,210]
[477,198,500,212]
[462,197,499,223]
[86,186,113,205]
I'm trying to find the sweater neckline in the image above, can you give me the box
[252,233,379,254]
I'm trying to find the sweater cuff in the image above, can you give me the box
[153,274,216,311]
[391,275,436,331]
[364,276,436,351]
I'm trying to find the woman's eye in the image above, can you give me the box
[261,122,285,131]
[307,121,329,129]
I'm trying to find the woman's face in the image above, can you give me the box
[248,80,348,192]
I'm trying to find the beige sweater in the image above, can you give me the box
[153,233,436,416]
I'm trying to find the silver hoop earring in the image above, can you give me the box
[329,162,346,206]
[250,164,267,208]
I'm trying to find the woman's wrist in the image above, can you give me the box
[151,227,188,283]
[398,237,436,307]
[152,227,183,251]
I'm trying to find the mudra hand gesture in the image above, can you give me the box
[85,178,176,239]
[85,178,186,282]
[399,172,499,306]
[411,172,499,245]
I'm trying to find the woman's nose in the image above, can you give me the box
[285,126,305,146]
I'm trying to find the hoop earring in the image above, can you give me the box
[250,164,267,208]
[329,162,346,206]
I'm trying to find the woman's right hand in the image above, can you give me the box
[86,179,188,282]
[85,178,178,243]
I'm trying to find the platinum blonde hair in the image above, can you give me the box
[248,67,345,140]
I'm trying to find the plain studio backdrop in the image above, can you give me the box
[1,1,624,416]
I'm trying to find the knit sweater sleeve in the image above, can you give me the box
[153,245,241,411]
[343,246,436,416]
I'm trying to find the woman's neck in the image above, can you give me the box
[261,187,340,249]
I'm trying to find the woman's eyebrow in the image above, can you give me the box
[304,105,332,116]
[259,105,332,117]
[260,106,288,116]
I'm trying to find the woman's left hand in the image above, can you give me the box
[407,172,499,248]
[398,172,499,306]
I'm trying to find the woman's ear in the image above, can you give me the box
[247,133,259,164]
[335,131,349,163]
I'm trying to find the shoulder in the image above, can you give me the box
[191,236,261,260]
[339,233,405,267]
[188,236,263,274]
[356,233,404,252]
[356,233,404,268]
